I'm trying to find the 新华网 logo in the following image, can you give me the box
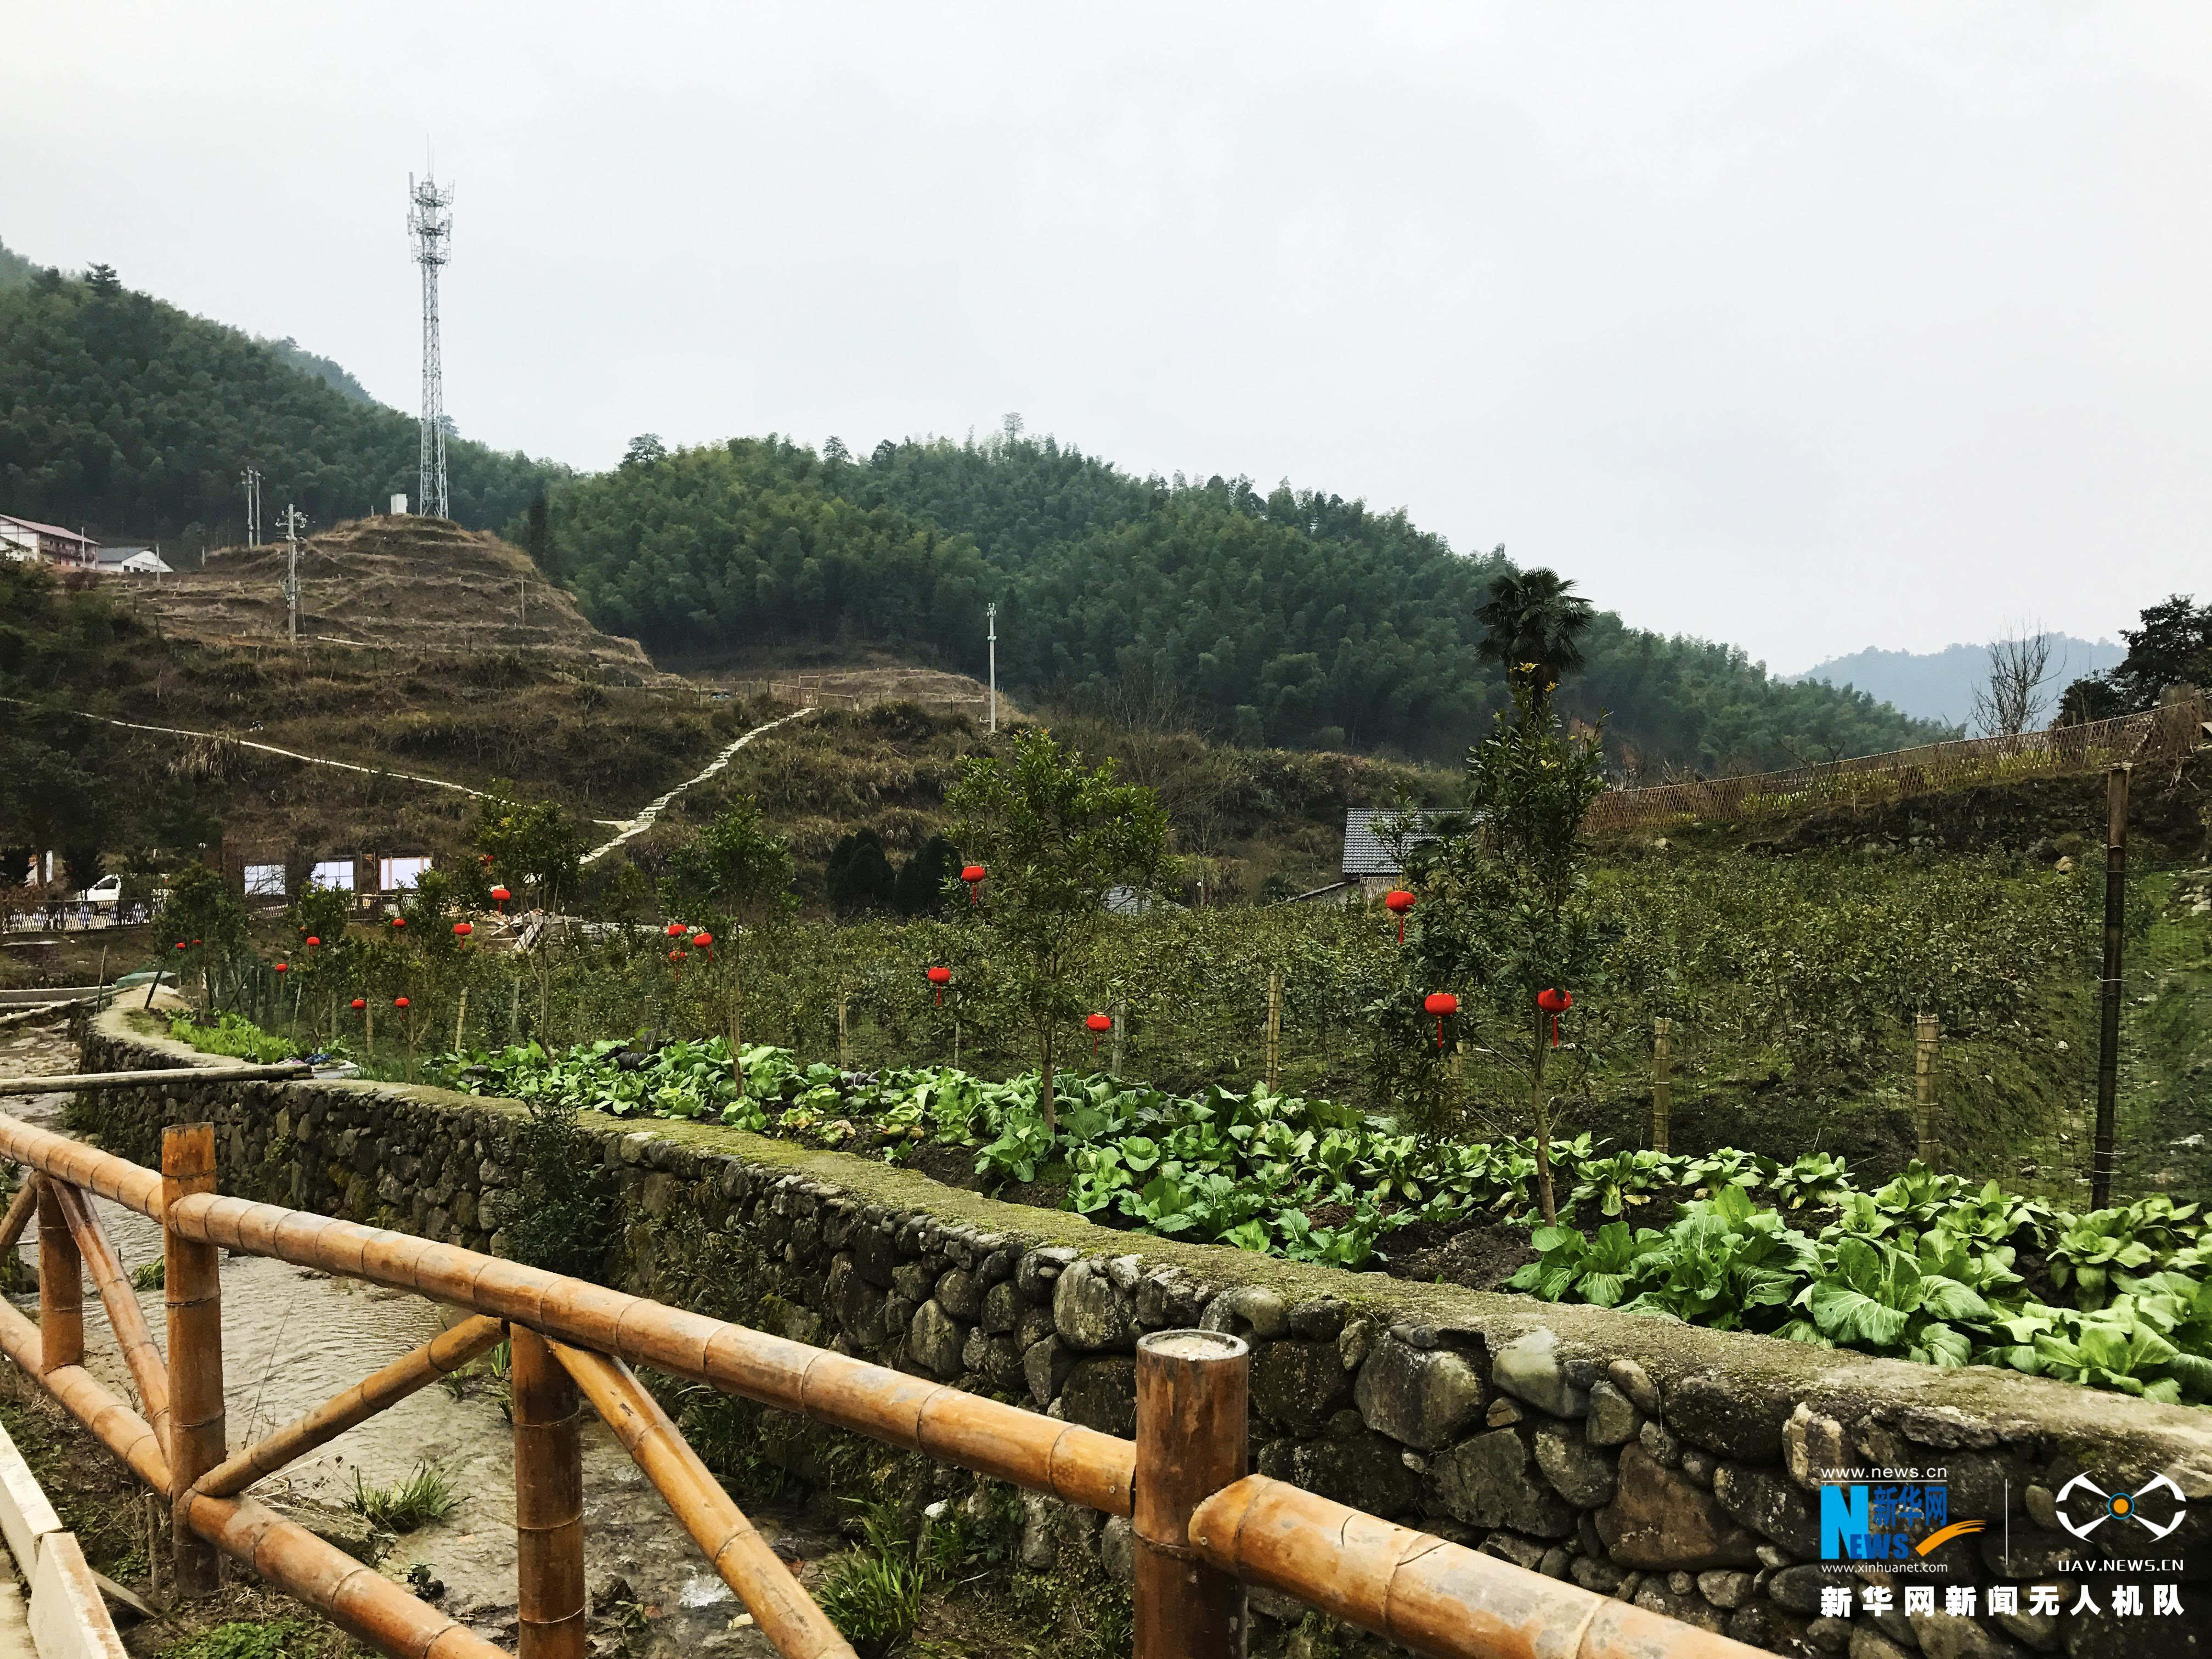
[1821,1481,1986,1561]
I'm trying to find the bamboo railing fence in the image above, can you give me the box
[0,1068,1759,1659]
[1585,695,2209,834]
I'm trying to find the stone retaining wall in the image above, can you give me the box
[75,1009,2212,1659]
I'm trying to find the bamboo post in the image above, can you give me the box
[1651,1017,1673,1155]
[837,996,849,1070]
[163,1124,224,1595]
[363,1001,374,1059]
[1133,1329,1250,1659]
[952,1017,961,1071]
[1265,974,1282,1093]
[512,1328,585,1659]
[2092,763,2130,1208]
[1111,996,1126,1076]
[1914,1015,1939,1168]
[36,1182,81,1375]
[454,988,469,1055]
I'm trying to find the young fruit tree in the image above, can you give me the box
[1405,681,1609,1222]
[660,794,794,1055]
[946,729,1170,1133]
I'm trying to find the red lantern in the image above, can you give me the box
[960,864,986,905]
[1086,1010,1113,1056]
[391,917,405,929]
[927,964,951,1005]
[304,935,321,949]
[174,941,187,952]
[393,996,410,1009]
[350,997,366,1012]
[490,885,510,911]
[1536,986,1574,1048]
[1423,991,1459,1051]
[453,921,473,938]
[273,961,288,974]
[192,938,201,945]
[690,930,713,961]
[665,921,686,938]
[1384,889,1415,944]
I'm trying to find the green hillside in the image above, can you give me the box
[533,431,1948,769]
[0,247,563,549]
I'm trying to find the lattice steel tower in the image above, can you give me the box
[408,172,454,520]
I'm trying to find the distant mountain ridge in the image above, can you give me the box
[1790,636,2124,730]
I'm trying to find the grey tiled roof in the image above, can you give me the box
[1341,809,1443,876]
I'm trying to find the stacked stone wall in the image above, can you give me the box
[76,1009,2211,1659]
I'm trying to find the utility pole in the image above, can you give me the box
[409,171,454,521]
[987,602,998,733]
[240,467,262,548]
[2091,763,2131,1208]
[278,504,308,642]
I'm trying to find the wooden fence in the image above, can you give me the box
[0,1063,1756,1659]
[1585,695,2209,834]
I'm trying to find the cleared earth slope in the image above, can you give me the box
[129,517,659,680]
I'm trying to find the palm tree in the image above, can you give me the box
[1476,568,1595,701]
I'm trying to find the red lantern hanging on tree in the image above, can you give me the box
[490,886,510,912]
[1384,889,1415,944]
[390,916,405,930]
[665,921,686,939]
[690,930,713,961]
[273,961,288,975]
[393,996,410,1009]
[1086,1011,1113,1056]
[927,964,951,1005]
[1423,991,1459,1051]
[960,864,986,905]
[1537,986,1573,1048]
[453,921,473,939]
[304,935,321,949]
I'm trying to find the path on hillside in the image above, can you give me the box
[0,698,628,825]
[6,699,821,842]
[581,707,816,864]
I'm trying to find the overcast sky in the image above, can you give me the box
[8,4,2207,673]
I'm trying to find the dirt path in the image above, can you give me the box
[0,1020,834,1657]
[580,707,816,865]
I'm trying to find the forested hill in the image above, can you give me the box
[0,247,561,549]
[534,432,1946,770]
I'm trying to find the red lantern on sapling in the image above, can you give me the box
[273,961,288,974]
[1384,889,1415,944]
[690,930,713,961]
[490,886,510,913]
[1423,991,1459,1051]
[304,935,321,949]
[1536,986,1573,1048]
[390,917,405,930]
[453,922,472,938]
[1085,1011,1113,1056]
[927,965,951,1005]
[960,865,986,906]
[393,996,409,1009]
[665,922,686,939]
[350,997,367,1012]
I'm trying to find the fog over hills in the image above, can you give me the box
[1790,636,2125,731]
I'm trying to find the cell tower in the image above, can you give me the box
[408,171,454,521]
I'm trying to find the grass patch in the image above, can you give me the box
[167,1012,299,1064]
[346,1462,459,1532]
[131,1259,165,1290]
[158,1621,325,1659]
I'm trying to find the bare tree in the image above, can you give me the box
[1971,627,2056,736]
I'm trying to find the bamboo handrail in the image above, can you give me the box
[191,1316,508,1499]
[0,1176,42,1259]
[176,1488,505,1659]
[0,1104,1755,1659]
[550,1341,857,1659]
[1188,1475,1760,1659]
[153,1188,1136,1516]
[50,1182,171,1451]
[0,1062,311,1097]
[0,1115,163,1217]
[0,1295,170,1492]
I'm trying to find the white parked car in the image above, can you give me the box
[75,874,124,907]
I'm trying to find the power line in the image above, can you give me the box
[408,171,454,522]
